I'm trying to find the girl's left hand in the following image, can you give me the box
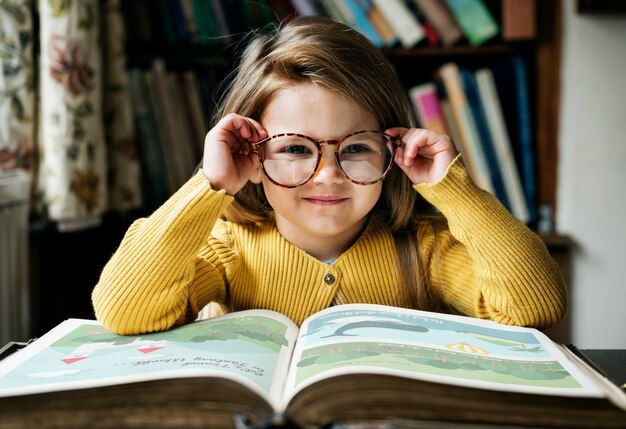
[385,127,458,184]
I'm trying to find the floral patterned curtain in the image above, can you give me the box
[0,0,35,173]
[35,0,142,228]
[38,0,107,226]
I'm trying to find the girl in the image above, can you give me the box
[92,17,566,335]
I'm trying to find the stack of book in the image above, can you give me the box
[294,0,536,48]
[122,0,536,48]
[126,61,218,208]
[409,57,536,224]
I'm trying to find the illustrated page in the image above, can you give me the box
[0,310,298,409]
[282,304,605,405]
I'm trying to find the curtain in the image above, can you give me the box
[0,0,35,173]
[2,0,142,228]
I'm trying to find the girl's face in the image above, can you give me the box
[257,84,383,262]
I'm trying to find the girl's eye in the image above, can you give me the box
[341,143,372,155]
[280,144,311,155]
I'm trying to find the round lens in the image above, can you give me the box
[338,132,394,183]
[262,135,318,186]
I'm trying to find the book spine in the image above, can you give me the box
[179,0,199,43]
[409,82,449,135]
[412,0,463,47]
[340,0,384,47]
[443,0,499,46]
[168,0,192,43]
[475,68,530,223]
[127,69,171,205]
[512,55,536,223]
[157,0,177,43]
[290,0,320,16]
[461,67,510,209]
[501,0,536,41]
[370,0,424,48]
[150,60,187,189]
[439,62,493,193]
[358,0,398,47]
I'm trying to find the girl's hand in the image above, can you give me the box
[385,127,458,184]
[202,113,267,195]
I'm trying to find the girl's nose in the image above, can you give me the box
[312,145,345,185]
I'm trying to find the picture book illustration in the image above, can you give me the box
[293,307,581,390]
[0,314,292,397]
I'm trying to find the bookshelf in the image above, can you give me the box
[28,0,572,340]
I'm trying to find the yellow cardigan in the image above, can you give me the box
[92,156,566,335]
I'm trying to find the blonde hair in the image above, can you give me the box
[213,16,442,311]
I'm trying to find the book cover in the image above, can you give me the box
[460,67,510,210]
[1,304,625,428]
[443,0,499,46]
[475,67,530,223]
[412,0,463,46]
[370,0,424,48]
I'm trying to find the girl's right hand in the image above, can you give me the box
[202,113,267,195]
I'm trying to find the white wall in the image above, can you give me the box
[557,0,626,348]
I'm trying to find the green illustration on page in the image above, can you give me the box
[0,313,292,396]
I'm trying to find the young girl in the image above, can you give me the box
[92,17,566,335]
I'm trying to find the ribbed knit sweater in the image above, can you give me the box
[92,156,566,335]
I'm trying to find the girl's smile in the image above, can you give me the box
[303,195,349,206]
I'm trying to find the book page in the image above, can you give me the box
[0,310,298,410]
[281,304,607,406]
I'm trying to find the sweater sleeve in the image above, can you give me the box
[414,155,566,329]
[92,170,234,335]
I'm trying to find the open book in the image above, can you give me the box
[0,304,624,428]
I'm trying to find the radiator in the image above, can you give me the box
[0,170,30,346]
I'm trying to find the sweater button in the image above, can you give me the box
[323,273,335,285]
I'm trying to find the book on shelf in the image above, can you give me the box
[371,0,424,48]
[438,83,468,161]
[142,68,181,193]
[409,82,449,135]
[290,0,321,16]
[411,0,463,47]
[126,69,171,206]
[443,0,499,46]
[438,62,494,194]
[1,304,625,428]
[491,55,537,224]
[358,0,399,47]
[460,67,511,211]
[501,0,536,41]
[474,67,530,223]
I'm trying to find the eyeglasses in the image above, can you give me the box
[248,130,400,188]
